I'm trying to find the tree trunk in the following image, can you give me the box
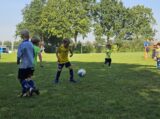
[74,31,78,47]
[107,36,110,43]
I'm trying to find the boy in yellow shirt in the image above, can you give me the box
[54,39,76,83]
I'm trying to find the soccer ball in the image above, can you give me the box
[77,69,86,77]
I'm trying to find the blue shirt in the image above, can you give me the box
[144,41,150,47]
[17,40,34,69]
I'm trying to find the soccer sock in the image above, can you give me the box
[69,69,74,80]
[55,70,61,80]
[104,58,107,64]
[28,80,36,89]
[108,60,111,66]
[21,79,29,94]
[108,59,111,67]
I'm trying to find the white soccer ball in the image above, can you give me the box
[77,69,86,77]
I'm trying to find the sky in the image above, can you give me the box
[0,0,159,42]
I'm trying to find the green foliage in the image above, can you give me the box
[16,0,46,38]
[74,41,94,53]
[112,44,118,52]
[15,0,156,52]
[41,0,93,42]
[117,40,144,52]
[82,41,95,53]
[44,36,62,53]
[93,0,126,42]
[3,41,12,47]
[121,5,156,40]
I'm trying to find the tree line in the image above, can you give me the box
[16,0,156,52]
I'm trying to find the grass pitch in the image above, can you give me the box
[0,52,160,119]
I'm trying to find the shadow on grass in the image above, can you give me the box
[0,61,160,119]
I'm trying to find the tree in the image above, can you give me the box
[40,0,94,43]
[93,0,126,42]
[16,0,46,39]
[125,5,156,40]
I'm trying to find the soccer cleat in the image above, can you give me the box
[29,88,40,96]
[29,88,34,97]
[34,89,40,95]
[18,93,28,97]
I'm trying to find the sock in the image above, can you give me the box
[55,70,61,80]
[69,69,74,80]
[21,79,29,94]
[28,80,36,89]
[109,59,112,67]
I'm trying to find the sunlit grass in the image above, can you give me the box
[0,52,160,119]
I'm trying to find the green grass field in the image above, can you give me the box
[0,52,160,119]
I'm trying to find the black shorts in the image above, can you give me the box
[145,47,150,52]
[58,62,71,69]
[105,58,112,64]
[18,67,34,80]
[105,58,111,62]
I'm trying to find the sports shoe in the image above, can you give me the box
[29,88,40,96]
[34,89,40,95]
[29,88,34,96]
[18,93,28,97]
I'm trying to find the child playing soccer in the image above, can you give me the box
[31,36,43,67]
[26,36,44,96]
[154,43,160,69]
[54,38,76,83]
[17,29,35,97]
[104,43,112,67]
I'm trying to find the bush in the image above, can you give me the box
[118,40,144,52]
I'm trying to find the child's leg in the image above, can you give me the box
[104,58,107,64]
[66,62,76,82]
[54,63,64,82]
[18,69,29,96]
[108,58,112,67]
[69,67,74,80]
[21,79,30,94]
[157,58,160,69]
[105,58,110,66]
[26,68,35,89]
[27,79,36,89]
[26,68,39,96]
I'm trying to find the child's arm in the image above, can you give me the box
[69,48,73,57]
[56,47,60,62]
[17,44,23,64]
[38,52,43,67]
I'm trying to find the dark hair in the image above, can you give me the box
[157,42,160,46]
[31,36,40,46]
[62,38,70,44]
